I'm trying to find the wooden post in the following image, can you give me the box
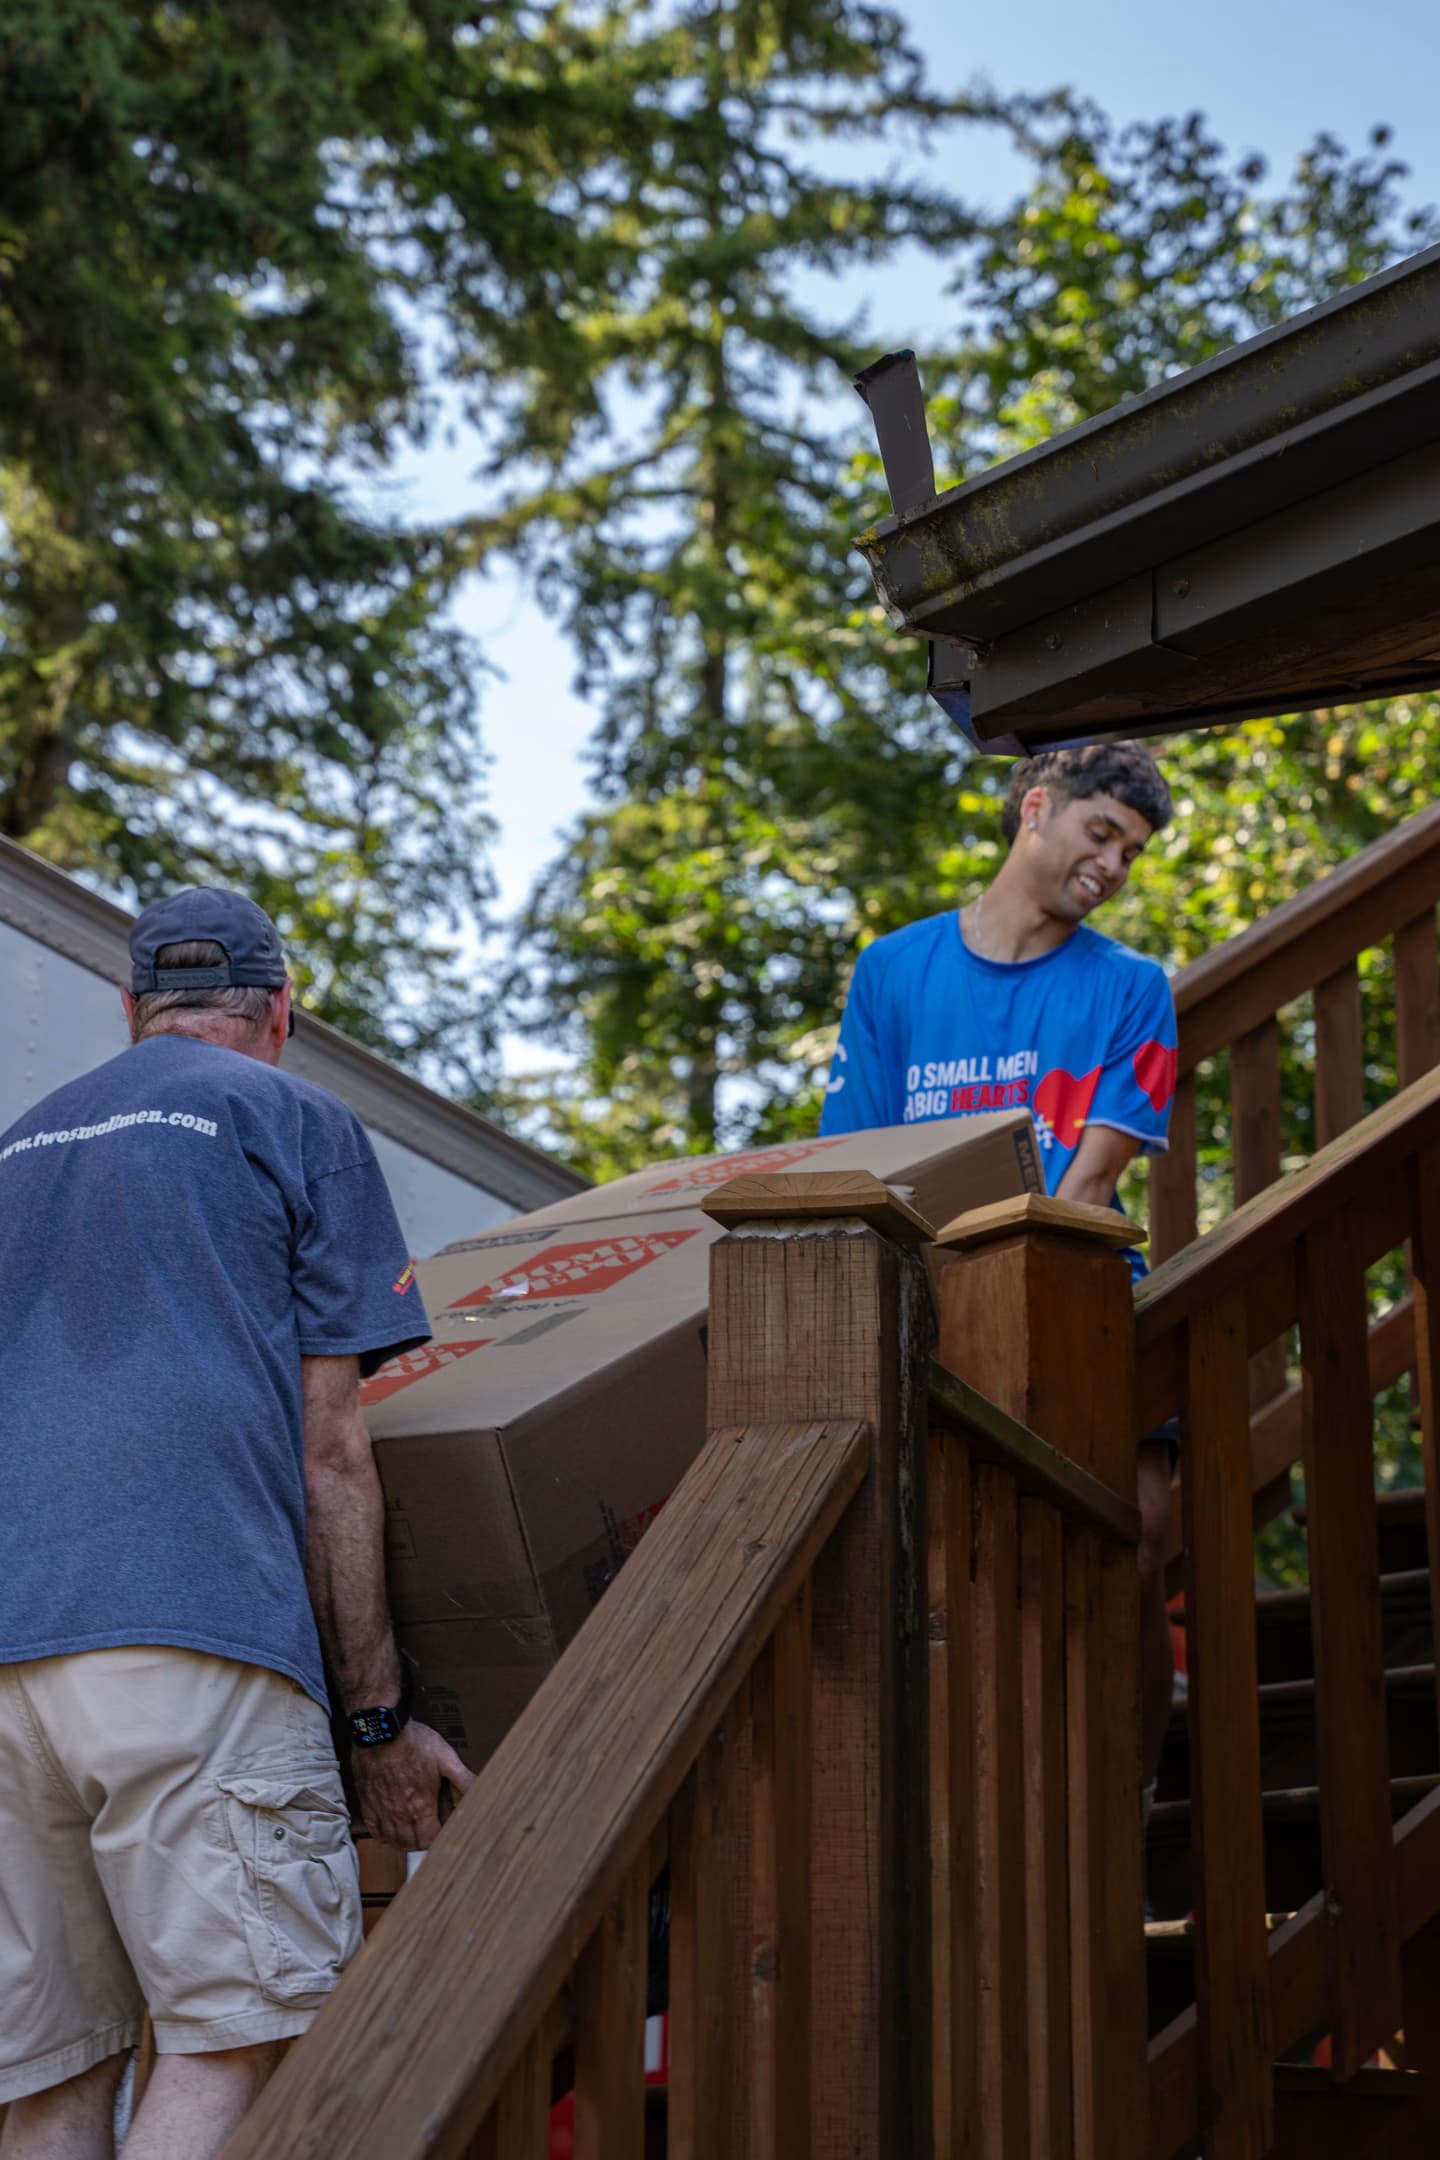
[931,1195,1147,2160]
[931,1193,1142,1496]
[702,1170,935,2160]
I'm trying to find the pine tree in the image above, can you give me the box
[0,0,624,1073]
[489,0,986,1160]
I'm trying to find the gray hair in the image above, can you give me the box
[130,940,277,1040]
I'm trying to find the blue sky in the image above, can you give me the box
[390,0,1440,1051]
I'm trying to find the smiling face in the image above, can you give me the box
[1019,784,1154,922]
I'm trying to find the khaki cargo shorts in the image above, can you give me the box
[0,1646,362,2103]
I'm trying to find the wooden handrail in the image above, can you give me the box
[1137,1079,1440,2148]
[1150,802,1440,1265]
[1172,801,1440,1074]
[929,1361,1140,1547]
[222,1415,869,2159]
[1136,1062,1440,1432]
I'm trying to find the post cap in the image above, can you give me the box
[934,1193,1142,1253]
[701,1169,935,1242]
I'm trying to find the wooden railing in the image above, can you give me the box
[1137,1066,1440,2160]
[926,1190,1148,2160]
[1151,801,1440,1265]
[223,1174,1150,2160]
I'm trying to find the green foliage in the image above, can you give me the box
[507,80,1440,1171]
[488,0,986,1152]
[0,0,620,1074]
[931,101,1437,468]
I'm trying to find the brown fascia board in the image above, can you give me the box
[0,836,588,1213]
[854,240,1440,652]
[956,431,1440,744]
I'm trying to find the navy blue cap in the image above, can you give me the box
[129,888,288,995]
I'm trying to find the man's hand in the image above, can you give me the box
[350,1719,476,1851]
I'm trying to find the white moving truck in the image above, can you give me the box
[0,836,585,1254]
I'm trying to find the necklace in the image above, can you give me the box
[967,889,988,955]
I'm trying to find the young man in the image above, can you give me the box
[0,889,471,2160]
[820,741,1178,1797]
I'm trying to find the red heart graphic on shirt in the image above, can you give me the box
[1133,1040,1178,1114]
[1032,1064,1102,1150]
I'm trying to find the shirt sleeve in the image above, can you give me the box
[1083,961,1179,1157]
[819,944,896,1135]
[292,1154,432,1376]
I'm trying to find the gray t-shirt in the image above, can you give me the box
[0,1033,430,1706]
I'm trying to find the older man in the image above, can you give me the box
[0,888,470,2160]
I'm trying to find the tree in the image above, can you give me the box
[0,0,624,1074]
[478,0,989,1160]
[505,85,1439,1171]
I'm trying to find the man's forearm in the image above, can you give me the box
[304,1414,401,1712]
[1055,1160,1128,1209]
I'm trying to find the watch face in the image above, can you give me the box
[350,1707,399,1747]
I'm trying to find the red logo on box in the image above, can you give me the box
[640,1136,847,1197]
[359,1339,491,1407]
[447,1230,701,1311]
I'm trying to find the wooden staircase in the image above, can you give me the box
[216,808,1440,2160]
[1145,1486,1440,2154]
[1149,1489,1436,2007]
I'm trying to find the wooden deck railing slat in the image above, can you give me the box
[1149,1070,1199,1265]
[1095,1538,1149,2148]
[1413,1149,1440,1775]
[221,1414,869,2160]
[928,1422,978,2160]
[573,1859,649,2160]
[667,1730,734,2160]
[1396,909,1440,1086]
[1181,1290,1273,2159]
[747,1588,813,2160]
[1313,960,1366,1148]
[1063,1531,1104,2160]
[974,1464,1029,2158]
[473,2012,560,2160]
[1298,1211,1403,2074]
[1231,1017,1287,1411]
[1020,1500,1072,2160]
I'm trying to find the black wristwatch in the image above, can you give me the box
[347,1649,416,1748]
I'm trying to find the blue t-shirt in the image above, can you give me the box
[820,914,1177,1258]
[0,1034,430,1707]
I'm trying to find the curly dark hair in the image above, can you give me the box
[1001,742,1173,845]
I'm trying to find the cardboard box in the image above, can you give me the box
[368,1114,1040,1768]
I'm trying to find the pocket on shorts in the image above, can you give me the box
[214,1762,362,2009]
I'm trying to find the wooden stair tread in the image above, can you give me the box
[1291,1485,1427,1527]
[1164,1659,1438,1726]
[1145,1913,1293,1952]
[1249,1565,1431,1621]
[1150,1773,1440,1828]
